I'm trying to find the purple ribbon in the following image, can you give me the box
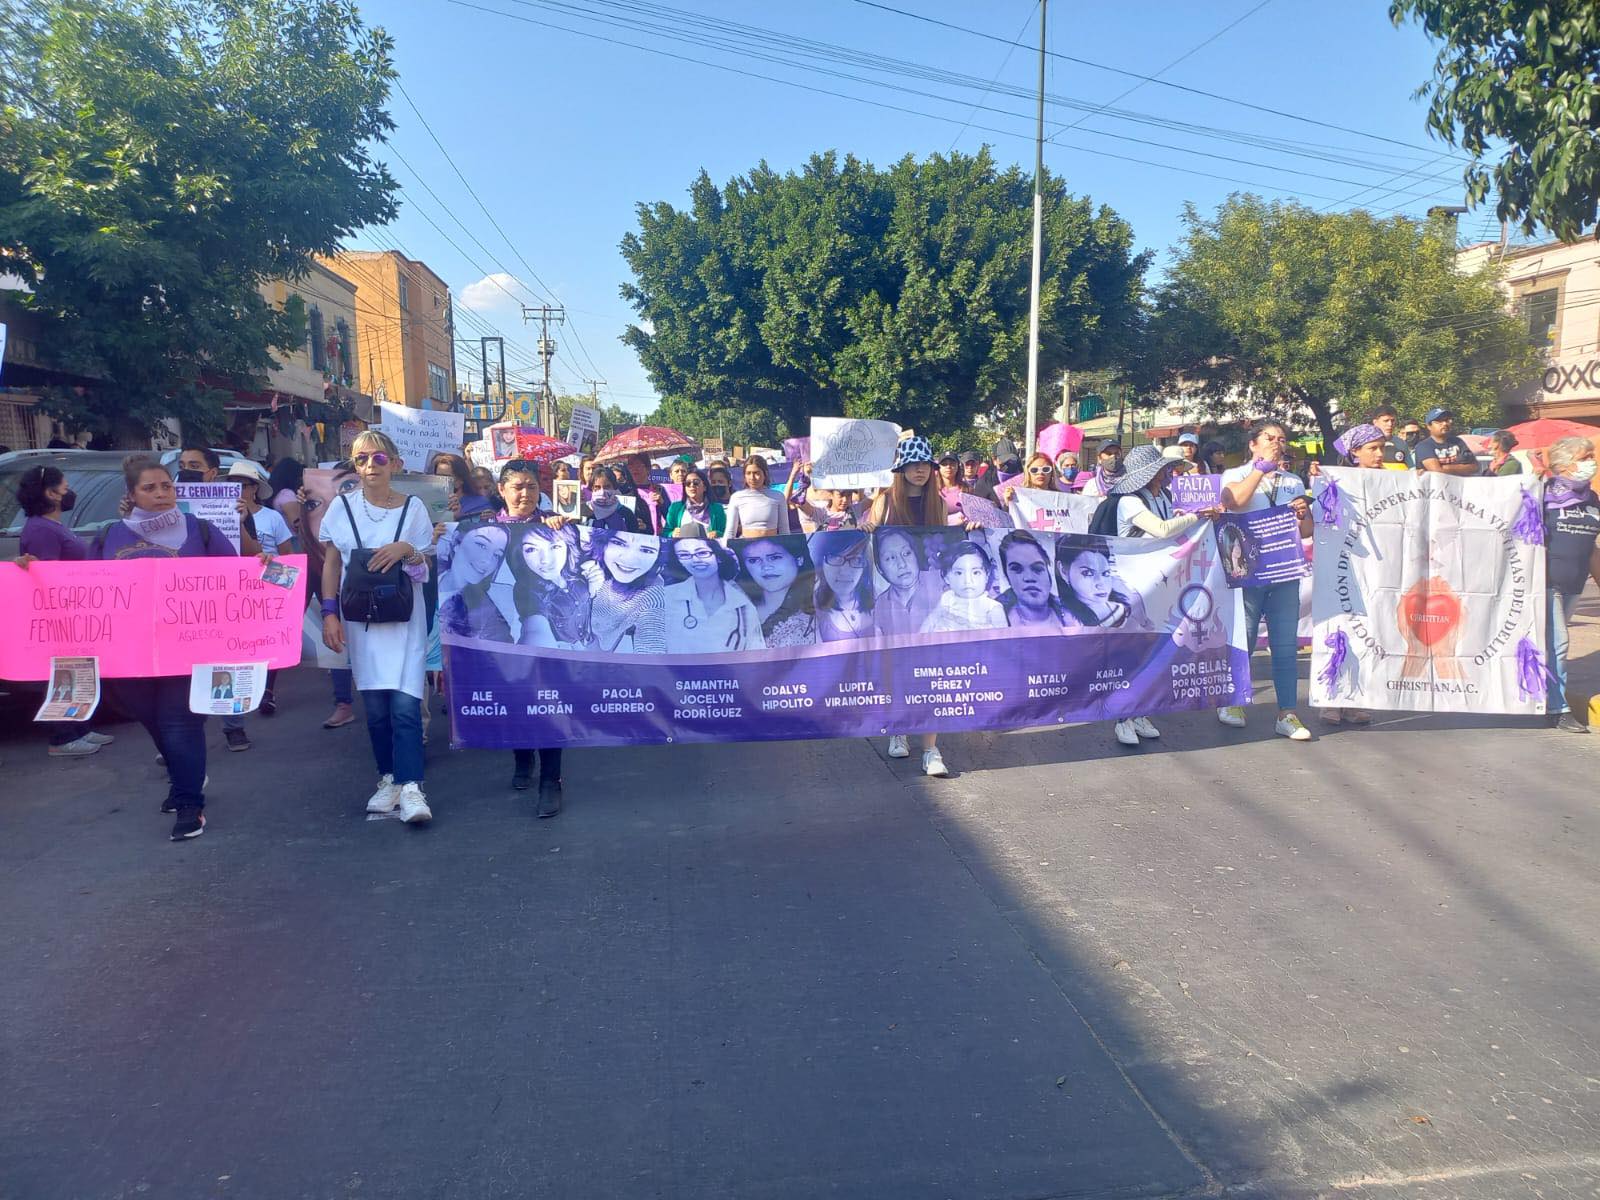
[1316,476,1342,527]
[1317,629,1349,695]
[1511,487,1545,545]
[1516,636,1549,701]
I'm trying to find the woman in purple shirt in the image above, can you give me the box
[14,466,115,759]
[93,455,237,841]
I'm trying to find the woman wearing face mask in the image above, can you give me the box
[586,527,667,653]
[725,455,791,539]
[1540,435,1600,733]
[865,436,957,776]
[437,523,512,641]
[571,466,644,532]
[1079,443,1124,498]
[1218,418,1313,742]
[809,529,877,643]
[736,536,817,646]
[13,466,115,759]
[922,539,1006,633]
[1054,452,1081,486]
[997,531,1065,628]
[707,463,735,507]
[94,456,237,839]
[664,527,765,653]
[663,467,727,538]
[319,431,436,825]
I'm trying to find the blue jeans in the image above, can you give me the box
[361,689,424,785]
[1547,588,1580,715]
[119,677,207,810]
[1242,581,1301,711]
[330,668,353,706]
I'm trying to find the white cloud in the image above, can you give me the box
[457,272,522,312]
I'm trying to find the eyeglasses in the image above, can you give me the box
[823,553,865,568]
[677,548,718,562]
[1027,466,1054,475]
[353,452,390,467]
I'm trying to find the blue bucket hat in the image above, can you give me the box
[892,435,936,472]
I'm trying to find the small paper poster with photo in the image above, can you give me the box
[553,479,583,519]
[260,558,301,590]
[35,655,100,722]
[188,662,270,716]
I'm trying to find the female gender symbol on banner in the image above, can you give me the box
[1173,583,1225,653]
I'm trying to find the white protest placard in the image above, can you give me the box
[465,439,496,470]
[377,403,465,469]
[188,662,270,716]
[1007,487,1098,534]
[34,655,99,722]
[809,417,901,490]
[565,403,601,456]
[176,481,242,551]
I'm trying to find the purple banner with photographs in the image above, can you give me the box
[438,523,1253,748]
[1214,505,1311,589]
[1169,472,1224,513]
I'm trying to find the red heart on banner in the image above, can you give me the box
[1400,590,1461,646]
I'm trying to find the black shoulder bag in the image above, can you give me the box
[338,494,416,625]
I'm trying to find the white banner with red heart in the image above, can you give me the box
[1310,468,1547,714]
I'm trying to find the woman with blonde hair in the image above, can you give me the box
[319,429,437,824]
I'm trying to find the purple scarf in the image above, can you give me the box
[1544,475,1594,511]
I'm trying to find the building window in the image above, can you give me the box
[1519,287,1559,351]
[428,363,449,406]
[397,276,410,311]
[308,306,326,371]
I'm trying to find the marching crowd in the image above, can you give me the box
[8,401,1599,843]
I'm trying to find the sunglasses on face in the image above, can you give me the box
[353,452,390,467]
[1027,466,1053,475]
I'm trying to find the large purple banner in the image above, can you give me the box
[439,522,1252,748]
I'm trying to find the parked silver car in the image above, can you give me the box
[0,449,134,560]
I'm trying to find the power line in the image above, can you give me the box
[449,0,1454,207]
[947,2,1036,154]
[846,0,1464,160]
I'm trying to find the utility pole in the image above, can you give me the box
[520,304,566,430]
[1060,370,1072,424]
[479,336,505,421]
[1023,0,1048,460]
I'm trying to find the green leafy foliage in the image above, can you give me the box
[619,149,1147,442]
[0,0,398,439]
[1391,0,1600,240]
[1137,196,1538,442]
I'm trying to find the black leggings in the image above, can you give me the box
[513,748,563,782]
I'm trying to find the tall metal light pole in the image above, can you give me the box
[1023,0,1048,460]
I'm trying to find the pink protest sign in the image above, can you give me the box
[0,556,307,681]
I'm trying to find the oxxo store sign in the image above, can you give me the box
[1544,360,1600,393]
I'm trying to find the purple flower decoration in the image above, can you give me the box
[1317,629,1350,696]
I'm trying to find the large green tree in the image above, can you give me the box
[619,149,1147,443]
[1137,196,1539,443]
[0,0,398,440]
[1391,0,1600,241]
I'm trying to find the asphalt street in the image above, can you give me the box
[2,599,1598,1200]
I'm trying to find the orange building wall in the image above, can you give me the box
[316,250,454,409]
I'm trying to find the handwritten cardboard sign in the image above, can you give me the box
[377,403,465,469]
[0,556,308,681]
[810,417,900,490]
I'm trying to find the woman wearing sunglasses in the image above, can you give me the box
[999,452,1068,507]
[319,431,437,825]
[663,525,766,654]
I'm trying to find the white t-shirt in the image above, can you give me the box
[252,505,294,552]
[1219,464,1306,513]
[319,493,435,699]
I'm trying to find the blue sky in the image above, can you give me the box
[350,0,1480,415]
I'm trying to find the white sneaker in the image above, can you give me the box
[887,735,909,758]
[1131,716,1161,739]
[48,736,101,757]
[1274,713,1312,742]
[365,774,399,813]
[1217,705,1247,728]
[83,732,115,746]
[397,781,432,823]
[921,748,948,777]
[1113,719,1141,746]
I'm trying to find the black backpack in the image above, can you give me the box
[1087,494,1123,537]
[338,494,416,625]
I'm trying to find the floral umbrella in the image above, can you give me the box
[509,430,577,465]
[595,424,699,463]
